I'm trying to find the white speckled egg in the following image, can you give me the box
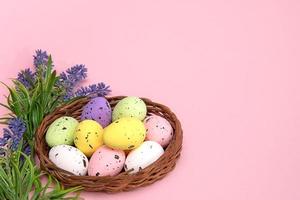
[124,141,164,174]
[144,115,173,147]
[49,145,88,176]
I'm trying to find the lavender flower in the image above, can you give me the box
[59,64,88,100]
[0,118,26,151]
[75,83,111,97]
[22,143,31,156]
[66,64,87,84]
[8,118,26,138]
[33,49,49,68]
[17,68,35,89]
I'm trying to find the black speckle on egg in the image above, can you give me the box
[115,121,119,123]
[146,129,148,132]
[128,145,135,149]
[114,155,119,159]
[55,153,58,157]
[62,127,67,130]
[89,144,93,149]
[100,107,103,110]
[145,118,150,123]
[65,118,68,121]
[139,167,142,171]
[83,159,87,167]
[96,172,100,176]
[150,145,153,149]
[106,164,109,167]
[65,139,67,142]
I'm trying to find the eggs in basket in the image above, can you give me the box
[46,96,174,176]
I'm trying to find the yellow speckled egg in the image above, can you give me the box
[74,120,104,157]
[103,117,146,150]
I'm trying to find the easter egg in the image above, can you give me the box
[74,120,104,157]
[88,145,125,176]
[49,145,88,176]
[45,116,79,147]
[144,115,173,147]
[112,96,147,121]
[103,117,146,150]
[124,141,164,174]
[81,97,112,128]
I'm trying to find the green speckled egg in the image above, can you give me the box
[46,116,79,147]
[103,117,146,150]
[112,96,147,121]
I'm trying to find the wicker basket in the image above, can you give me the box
[35,96,183,193]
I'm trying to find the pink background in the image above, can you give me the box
[0,0,300,199]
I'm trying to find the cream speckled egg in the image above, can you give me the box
[88,146,125,176]
[49,145,88,176]
[103,117,146,150]
[74,120,104,157]
[124,141,164,174]
[46,116,79,147]
[144,115,173,147]
[112,96,147,121]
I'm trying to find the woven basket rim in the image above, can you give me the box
[35,96,183,192]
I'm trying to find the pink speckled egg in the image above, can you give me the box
[144,115,173,147]
[88,145,125,176]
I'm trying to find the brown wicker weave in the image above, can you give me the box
[35,96,183,193]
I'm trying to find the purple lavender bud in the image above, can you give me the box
[33,49,49,68]
[23,144,31,156]
[66,64,87,84]
[75,83,111,97]
[8,118,26,138]
[17,68,35,89]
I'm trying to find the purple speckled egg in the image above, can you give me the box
[88,145,125,176]
[81,97,112,127]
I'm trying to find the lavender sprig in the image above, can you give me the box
[17,68,35,89]
[59,64,88,100]
[33,49,49,68]
[0,118,27,151]
[75,82,111,97]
